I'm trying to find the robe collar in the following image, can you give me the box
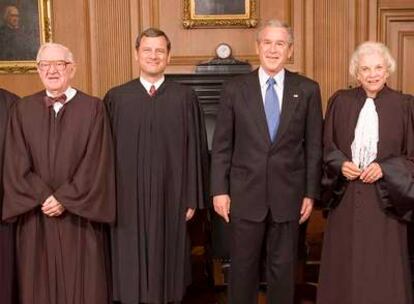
[356,84,390,101]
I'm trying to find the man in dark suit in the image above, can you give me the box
[211,19,323,304]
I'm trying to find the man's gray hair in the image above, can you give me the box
[36,43,75,63]
[256,19,294,45]
[3,5,18,21]
[349,41,396,79]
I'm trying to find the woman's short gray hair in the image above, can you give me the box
[349,41,396,79]
[36,43,75,63]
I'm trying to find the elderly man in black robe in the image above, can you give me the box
[2,42,115,304]
[105,28,206,304]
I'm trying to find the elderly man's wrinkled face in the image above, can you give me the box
[5,6,20,29]
[256,26,293,76]
[37,46,76,96]
[357,52,389,98]
[135,36,170,82]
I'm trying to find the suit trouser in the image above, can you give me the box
[228,213,299,304]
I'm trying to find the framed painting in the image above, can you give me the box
[183,0,258,28]
[0,0,52,73]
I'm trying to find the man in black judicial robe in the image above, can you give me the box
[3,43,115,304]
[0,88,18,304]
[105,28,206,303]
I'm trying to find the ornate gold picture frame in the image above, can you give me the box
[0,0,52,73]
[183,0,258,29]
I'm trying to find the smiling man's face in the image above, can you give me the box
[37,45,76,96]
[135,36,170,83]
[256,26,293,76]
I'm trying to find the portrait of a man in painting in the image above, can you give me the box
[0,0,40,61]
[194,0,246,15]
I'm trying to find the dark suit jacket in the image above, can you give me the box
[210,69,323,222]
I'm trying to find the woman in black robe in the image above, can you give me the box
[317,42,414,304]
[0,88,19,304]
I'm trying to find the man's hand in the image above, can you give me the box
[360,162,383,184]
[185,208,195,221]
[213,194,231,223]
[299,197,314,224]
[41,195,65,217]
[341,161,362,180]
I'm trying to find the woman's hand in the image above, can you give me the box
[360,162,383,183]
[341,161,362,180]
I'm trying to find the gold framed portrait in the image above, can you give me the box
[183,0,258,28]
[0,0,53,73]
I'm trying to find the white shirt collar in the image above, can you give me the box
[46,87,76,115]
[258,67,285,89]
[46,86,77,102]
[139,76,165,94]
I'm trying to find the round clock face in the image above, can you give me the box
[216,43,232,59]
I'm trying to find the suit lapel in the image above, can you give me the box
[242,70,272,145]
[272,70,301,146]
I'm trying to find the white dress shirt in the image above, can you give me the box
[46,86,77,115]
[258,67,285,111]
[140,76,165,94]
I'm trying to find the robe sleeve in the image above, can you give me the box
[375,94,414,221]
[2,102,53,222]
[103,89,115,130]
[0,89,19,107]
[185,89,209,209]
[376,157,414,221]
[319,91,349,209]
[53,101,116,223]
[0,90,19,221]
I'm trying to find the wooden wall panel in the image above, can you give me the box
[159,0,304,74]
[379,0,414,8]
[88,0,133,97]
[0,73,42,97]
[378,8,414,94]
[401,34,414,94]
[313,0,355,110]
[311,0,414,108]
[52,0,92,94]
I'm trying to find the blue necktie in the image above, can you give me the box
[264,77,280,142]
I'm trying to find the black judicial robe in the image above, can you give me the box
[105,79,206,303]
[317,87,413,304]
[0,88,18,304]
[2,91,115,304]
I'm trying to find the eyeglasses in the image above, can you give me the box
[37,60,71,71]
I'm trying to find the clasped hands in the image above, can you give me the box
[341,161,383,183]
[41,195,65,217]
